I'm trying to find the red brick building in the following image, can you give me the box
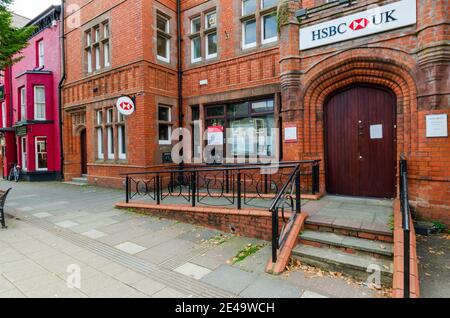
[62,0,449,224]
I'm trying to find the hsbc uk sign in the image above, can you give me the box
[299,0,416,50]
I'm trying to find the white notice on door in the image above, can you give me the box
[370,124,383,139]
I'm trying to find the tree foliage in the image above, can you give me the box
[0,0,36,69]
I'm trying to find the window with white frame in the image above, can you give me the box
[156,13,171,63]
[21,137,27,171]
[104,41,110,67]
[34,86,46,120]
[191,16,201,33]
[242,19,257,49]
[190,16,202,63]
[243,0,257,16]
[117,114,126,160]
[35,137,48,171]
[205,11,217,29]
[261,13,277,44]
[87,48,93,73]
[261,0,278,9]
[191,36,202,63]
[206,32,217,59]
[95,46,101,70]
[95,108,126,161]
[106,108,114,159]
[85,21,110,74]
[158,105,172,145]
[241,0,278,49]
[189,9,218,63]
[102,22,110,68]
[96,110,104,159]
[20,87,26,121]
[205,11,217,59]
[37,40,44,67]
[1,102,6,128]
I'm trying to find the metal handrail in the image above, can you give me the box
[270,164,303,263]
[269,165,300,212]
[400,157,411,298]
[121,161,320,176]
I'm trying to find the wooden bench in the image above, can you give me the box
[0,188,12,229]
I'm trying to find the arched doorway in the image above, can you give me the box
[324,85,396,198]
[80,129,88,175]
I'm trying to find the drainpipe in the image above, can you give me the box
[8,66,13,128]
[58,1,66,180]
[177,0,183,169]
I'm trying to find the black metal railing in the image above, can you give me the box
[269,164,301,263]
[123,160,320,266]
[123,161,320,211]
[400,157,411,298]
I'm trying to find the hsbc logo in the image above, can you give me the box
[300,0,417,50]
[311,10,397,41]
[116,96,135,116]
[349,18,369,31]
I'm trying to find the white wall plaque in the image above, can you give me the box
[426,114,448,138]
[370,124,383,140]
[299,0,417,50]
[284,126,298,143]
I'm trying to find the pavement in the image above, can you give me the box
[416,233,450,298]
[0,180,384,298]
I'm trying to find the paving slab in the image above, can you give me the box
[240,276,301,298]
[301,290,328,298]
[33,212,53,219]
[174,262,212,280]
[114,242,147,255]
[232,245,272,274]
[81,229,108,239]
[137,239,197,264]
[54,221,79,229]
[201,265,256,294]
[132,278,166,296]
[152,287,191,298]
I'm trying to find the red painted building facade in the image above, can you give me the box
[0,6,62,181]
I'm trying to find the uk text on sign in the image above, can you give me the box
[299,0,416,50]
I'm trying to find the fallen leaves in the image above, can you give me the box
[284,257,393,298]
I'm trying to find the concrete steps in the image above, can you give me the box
[299,230,393,259]
[305,219,393,243]
[64,176,88,186]
[292,244,394,286]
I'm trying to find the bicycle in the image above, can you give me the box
[8,164,22,182]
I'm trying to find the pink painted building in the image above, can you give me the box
[0,6,62,181]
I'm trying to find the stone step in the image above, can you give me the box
[64,177,88,186]
[72,177,88,183]
[305,219,393,243]
[292,245,393,286]
[299,230,393,258]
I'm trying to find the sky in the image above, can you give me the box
[10,0,61,19]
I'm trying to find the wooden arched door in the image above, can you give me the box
[325,85,396,198]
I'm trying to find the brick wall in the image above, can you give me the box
[279,0,450,225]
[62,0,450,226]
[116,202,289,241]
